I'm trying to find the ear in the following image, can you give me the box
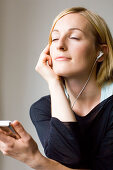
[97,44,108,62]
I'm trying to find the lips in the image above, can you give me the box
[55,56,71,61]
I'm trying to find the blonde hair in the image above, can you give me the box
[49,7,113,86]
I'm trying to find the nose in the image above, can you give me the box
[56,37,67,51]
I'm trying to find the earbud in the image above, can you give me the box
[97,51,104,60]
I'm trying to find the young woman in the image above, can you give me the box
[0,7,113,170]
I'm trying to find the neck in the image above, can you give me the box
[64,76,101,116]
[65,74,98,96]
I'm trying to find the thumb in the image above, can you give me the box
[11,120,29,139]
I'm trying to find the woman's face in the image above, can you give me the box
[50,13,97,78]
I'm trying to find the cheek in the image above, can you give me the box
[71,41,96,59]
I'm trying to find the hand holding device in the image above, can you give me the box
[0,120,20,138]
[0,120,39,168]
[0,120,11,127]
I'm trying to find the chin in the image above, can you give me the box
[53,69,70,77]
[53,68,80,78]
[53,65,69,75]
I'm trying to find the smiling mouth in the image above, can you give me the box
[55,56,71,61]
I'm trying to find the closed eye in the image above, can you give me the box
[52,39,59,42]
[70,37,80,40]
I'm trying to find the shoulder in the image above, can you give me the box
[102,95,113,114]
[30,95,51,109]
[30,95,51,122]
[94,95,113,127]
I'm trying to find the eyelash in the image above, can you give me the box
[51,37,80,42]
[70,37,80,40]
[52,38,59,42]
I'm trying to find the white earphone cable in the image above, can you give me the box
[64,57,98,109]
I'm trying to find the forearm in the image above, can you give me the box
[35,45,76,122]
[48,79,76,122]
[31,151,89,170]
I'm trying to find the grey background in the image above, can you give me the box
[0,0,113,169]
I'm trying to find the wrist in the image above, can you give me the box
[26,150,43,169]
[30,152,59,170]
[48,77,63,91]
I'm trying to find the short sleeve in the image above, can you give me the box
[45,117,81,168]
[30,95,81,168]
[30,95,51,147]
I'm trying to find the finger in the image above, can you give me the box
[36,55,52,71]
[0,127,19,139]
[43,44,50,55]
[0,124,21,139]
[42,55,52,65]
[0,127,11,133]
[9,125,21,139]
[0,129,13,143]
[11,121,30,140]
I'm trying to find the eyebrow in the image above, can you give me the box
[52,28,85,34]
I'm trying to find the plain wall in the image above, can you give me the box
[0,0,113,169]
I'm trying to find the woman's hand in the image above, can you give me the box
[0,121,90,170]
[0,121,40,168]
[35,44,61,84]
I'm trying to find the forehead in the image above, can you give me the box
[53,13,91,33]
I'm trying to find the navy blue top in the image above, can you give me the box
[30,95,113,170]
